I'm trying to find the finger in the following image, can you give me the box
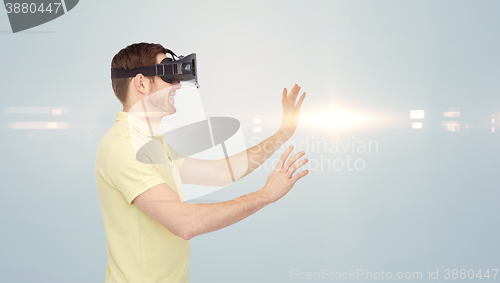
[289,84,301,103]
[278,146,294,172]
[292,169,309,183]
[287,158,308,177]
[296,92,306,109]
[284,151,305,169]
[282,88,287,104]
[276,145,294,170]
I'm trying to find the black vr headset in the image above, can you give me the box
[111,49,199,88]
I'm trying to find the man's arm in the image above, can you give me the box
[179,131,289,186]
[179,84,306,187]
[133,146,309,240]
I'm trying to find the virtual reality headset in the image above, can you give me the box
[111,49,199,88]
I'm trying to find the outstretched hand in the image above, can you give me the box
[259,145,309,204]
[279,84,306,140]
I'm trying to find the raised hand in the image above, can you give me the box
[279,84,306,140]
[259,146,309,204]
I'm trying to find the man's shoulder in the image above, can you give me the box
[96,121,136,162]
[99,120,132,145]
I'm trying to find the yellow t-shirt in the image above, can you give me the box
[95,111,189,283]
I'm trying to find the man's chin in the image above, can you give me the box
[165,106,176,115]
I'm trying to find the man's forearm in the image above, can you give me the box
[219,131,288,185]
[138,145,307,241]
[177,190,269,240]
[246,131,289,172]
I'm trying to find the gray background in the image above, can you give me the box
[1,0,499,282]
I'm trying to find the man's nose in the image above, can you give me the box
[174,82,182,90]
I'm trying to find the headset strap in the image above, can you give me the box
[111,65,155,79]
[111,63,180,79]
[111,49,179,79]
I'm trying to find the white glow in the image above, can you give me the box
[442,121,460,132]
[302,108,375,131]
[253,118,261,124]
[443,111,460,118]
[412,122,422,129]
[492,119,495,124]
[9,122,71,130]
[410,110,425,119]
[47,122,58,129]
[253,127,262,133]
[4,107,69,114]
[492,127,495,133]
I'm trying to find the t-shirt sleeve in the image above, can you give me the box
[106,139,166,205]
[165,143,186,168]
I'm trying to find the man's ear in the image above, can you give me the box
[133,74,147,95]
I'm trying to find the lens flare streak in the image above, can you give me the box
[302,108,376,131]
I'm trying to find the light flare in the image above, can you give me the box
[302,107,377,131]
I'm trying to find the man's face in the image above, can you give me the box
[147,53,182,115]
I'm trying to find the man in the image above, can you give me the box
[95,42,309,283]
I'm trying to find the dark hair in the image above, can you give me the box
[111,42,168,104]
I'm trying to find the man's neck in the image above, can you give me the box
[126,100,163,134]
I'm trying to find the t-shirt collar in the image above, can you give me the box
[115,111,160,138]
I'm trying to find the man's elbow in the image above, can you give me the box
[166,219,195,241]
[177,226,194,240]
